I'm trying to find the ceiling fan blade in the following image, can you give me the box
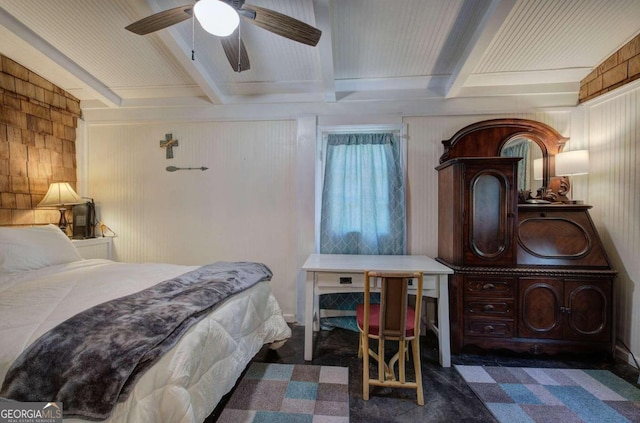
[240,4,321,46]
[220,29,250,73]
[125,5,193,35]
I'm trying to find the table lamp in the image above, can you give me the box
[555,150,589,203]
[37,182,84,231]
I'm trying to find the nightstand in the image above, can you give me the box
[72,237,113,260]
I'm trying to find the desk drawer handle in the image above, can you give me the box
[482,283,495,290]
[483,304,495,312]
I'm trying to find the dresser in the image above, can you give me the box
[437,119,616,356]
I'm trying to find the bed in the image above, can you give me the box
[0,224,292,422]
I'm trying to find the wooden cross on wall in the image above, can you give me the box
[160,133,179,159]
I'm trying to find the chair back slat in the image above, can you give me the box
[380,276,409,338]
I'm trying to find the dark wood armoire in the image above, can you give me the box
[436,118,616,356]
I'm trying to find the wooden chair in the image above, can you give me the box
[356,270,424,405]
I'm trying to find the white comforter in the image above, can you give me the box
[0,259,291,422]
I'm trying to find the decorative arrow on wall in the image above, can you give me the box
[166,166,209,172]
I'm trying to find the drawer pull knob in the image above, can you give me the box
[530,345,542,354]
[482,283,495,290]
[483,304,495,312]
[483,325,494,333]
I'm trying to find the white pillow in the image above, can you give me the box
[0,224,83,273]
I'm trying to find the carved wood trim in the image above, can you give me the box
[439,118,574,203]
[436,260,617,277]
[440,118,569,164]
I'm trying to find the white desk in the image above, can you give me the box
[302,254,454,367]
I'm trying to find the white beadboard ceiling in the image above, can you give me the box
[0,0,639,121]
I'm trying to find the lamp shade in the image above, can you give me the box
[194,0,239,37]
[555,150,589,176]
[37,182,83,207]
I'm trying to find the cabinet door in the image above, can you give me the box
[518,278,563,339]
[463,162,517,266]
[564,279,611,342]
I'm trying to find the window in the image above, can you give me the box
[319,131,406,254]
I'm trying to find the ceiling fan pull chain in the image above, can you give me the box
[191,14,195,61]
[237,21,242,72]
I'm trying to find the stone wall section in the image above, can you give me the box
[579,33,640,103]
[0,54,81,226]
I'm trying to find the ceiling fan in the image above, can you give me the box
[125,0,322,73]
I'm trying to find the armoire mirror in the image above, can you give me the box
[499,137,544,193]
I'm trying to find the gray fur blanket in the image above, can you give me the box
[0,261,273,420]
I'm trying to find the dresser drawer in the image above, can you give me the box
[316,272,366,288]
[464,319,514,338]
[464,299,514,316]
[464,277,515,298]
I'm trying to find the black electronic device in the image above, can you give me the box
[72,200,97,239]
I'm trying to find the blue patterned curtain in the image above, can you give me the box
[502,141,529,190]
[320,133,406,255]
[318,132,406,331]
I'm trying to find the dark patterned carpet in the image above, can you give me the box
[217,362,349,423]
[456,365,640,422]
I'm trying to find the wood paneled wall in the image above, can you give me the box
[83,120,299,319]
[586,83,640,363]
[0,54,81,226]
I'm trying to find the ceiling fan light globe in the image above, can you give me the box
[194,0,239,37]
